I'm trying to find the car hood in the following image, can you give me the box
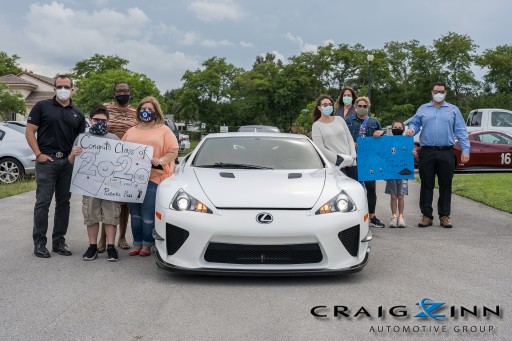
[193,168,326,208]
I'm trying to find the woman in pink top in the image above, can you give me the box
[122,97,179,257]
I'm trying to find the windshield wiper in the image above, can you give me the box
[197,162,273,169]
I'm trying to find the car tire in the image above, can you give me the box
[0,157,25,184]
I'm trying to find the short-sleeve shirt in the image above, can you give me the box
[103,102,138,137]
[122,124,179,184]
[27,96,86,154]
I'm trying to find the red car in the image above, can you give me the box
[414,130,512,171]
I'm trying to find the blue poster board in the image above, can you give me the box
[356,135,415,181]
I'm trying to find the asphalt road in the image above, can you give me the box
[1,179,510,340]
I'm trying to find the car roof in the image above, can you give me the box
[203,132,306,139]
[238,125,280,132]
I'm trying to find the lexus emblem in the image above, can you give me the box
[256,213,273,224]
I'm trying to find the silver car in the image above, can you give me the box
[0,123,36,184]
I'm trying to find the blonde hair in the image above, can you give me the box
[354,96,371,108]
[136,96,164,124]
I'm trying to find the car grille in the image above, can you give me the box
[338,225,360,257]
[166,223,190,255]
[204,243,323,264]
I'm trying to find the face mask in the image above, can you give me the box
[342,96,353,105]
[433,93,445,103]
[392,128,404,136]
[89,120,108,135]
[139,109,155,122]
[56,88,71,101]
[355,108,368,117]
[321,105,333,116]
[115,95,130,106]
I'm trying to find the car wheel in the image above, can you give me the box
[0,158,25,184]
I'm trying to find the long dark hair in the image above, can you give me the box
[334,86,357,110]
[312,94,334,123]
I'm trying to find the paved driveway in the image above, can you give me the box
[1,180,510,340]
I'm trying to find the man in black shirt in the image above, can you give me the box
[26,74,86,258]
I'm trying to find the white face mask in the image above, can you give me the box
[56,88,71,101]
[433,93,445,103]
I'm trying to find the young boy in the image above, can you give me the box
[68,105,121,261]
[385,120,409,228]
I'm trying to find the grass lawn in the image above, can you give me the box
[451,173,512,214]
[0,178,36,200]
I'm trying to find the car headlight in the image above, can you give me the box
[315,191,356,215]
[170,189,212,214]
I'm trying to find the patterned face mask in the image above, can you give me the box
[139,109,155,122]
[89,119,108,135]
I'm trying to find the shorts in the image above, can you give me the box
[385,179,408,196]
[82,196,121,226]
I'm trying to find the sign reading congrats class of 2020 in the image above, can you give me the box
[70,134,153,203]
[357,135,415,181]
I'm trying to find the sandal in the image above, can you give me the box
[117,238,130,250]
[139,246,151,257]
[128,246,142,256]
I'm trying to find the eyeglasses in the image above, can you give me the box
[115,90,131,95]
[91,118,108,123]
[356,104,368,108]
[55,86,71,90]
[320,103,332,107]
[432,90,446,94]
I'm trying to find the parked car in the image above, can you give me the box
[414,130,512,171]
[164,118,180,143]
[466,108,512,135]
[238,125,280,133]
[153,132,371,275]
[0,124,36,183]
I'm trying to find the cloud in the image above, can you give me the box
[201,39,234,48]
[285,32,317,53]
[17,2,198,91]
[240,40,253,48]
[188,0,245,22]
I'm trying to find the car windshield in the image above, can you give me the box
[193,136,324,170]
[475,132,512,144]
[3,122,26,134]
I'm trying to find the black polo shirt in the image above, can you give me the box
[27,96,86,154]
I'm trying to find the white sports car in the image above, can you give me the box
[154,133,371,275]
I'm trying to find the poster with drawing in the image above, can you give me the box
[70,134,153,203]
[356,135,415,181]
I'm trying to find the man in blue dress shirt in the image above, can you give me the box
[406,82,470,228]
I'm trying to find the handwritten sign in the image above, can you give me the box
[70,134,153,203]
[356,136,415,181]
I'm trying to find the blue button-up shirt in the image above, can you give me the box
[408,101,470,155]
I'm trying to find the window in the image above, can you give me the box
[468,111,482,127]
[477,132,512,145]
[491,112,512,127]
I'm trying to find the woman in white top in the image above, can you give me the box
[311,94,357,180]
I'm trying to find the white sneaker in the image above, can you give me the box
[388,217,398,228]
[398,218,407,228]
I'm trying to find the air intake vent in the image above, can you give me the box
[338,225,360,257]
[166,223,190,255]
[204,243,322,264]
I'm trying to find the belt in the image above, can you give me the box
[421,146,453,151]
[46,151,70,159]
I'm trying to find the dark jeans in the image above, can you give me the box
[33,159,73,246]
[128,181,158,247]
[341,165,377,214]
[418,148,455,219]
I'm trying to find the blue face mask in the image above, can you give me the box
[89,119,108,135]
[321,105,333,116]
[139,109,155,122]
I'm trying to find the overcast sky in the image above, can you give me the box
[1,0,510,92]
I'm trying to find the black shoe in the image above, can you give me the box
[82,246,98,261]
[369,216,385,228]
[107,247,119,262]
[34,244,51,258]
[52,242,72,256]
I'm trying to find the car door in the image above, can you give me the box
[474,132,512,167]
